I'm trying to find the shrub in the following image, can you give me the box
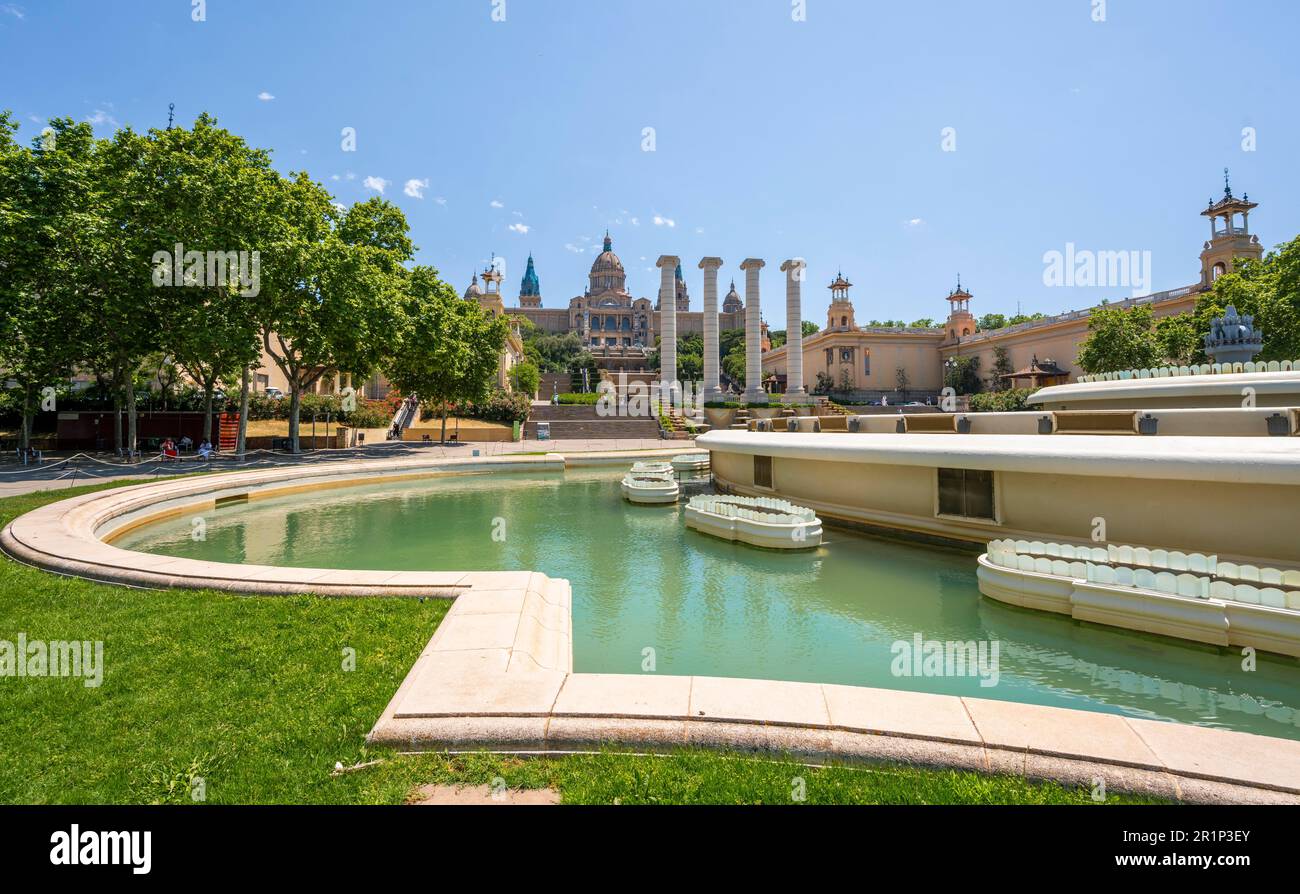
[556,392,601,405]
[703,400,742,409]
[968,388,1036,413]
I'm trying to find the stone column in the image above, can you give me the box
[656,255,680,406]
[780,258,808,401]
[699,257,724,400]
[740,258,766,404]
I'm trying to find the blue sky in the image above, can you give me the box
[3,0,1297,326]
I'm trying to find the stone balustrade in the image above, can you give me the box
[1078,358,1299,384]
[985,538,1300,610]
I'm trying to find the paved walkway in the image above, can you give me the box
[0,438,691,499]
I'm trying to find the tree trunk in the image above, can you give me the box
[125,376,138,456]
[201,382,215,442]
[236,366,250,458]
[20,382,33,453]
[112,374,123,454]
[440,408,448,444]
[288,383,302,454]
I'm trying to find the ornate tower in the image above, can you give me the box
[476,256,506,316]
[518,253,542,308]
[674,261,690,311]
[1200,170,1263,289]
[943,276,976,343]
[826,272,857,332]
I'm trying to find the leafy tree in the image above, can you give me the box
[944,355,983,395]
[383,266,510,443]
[990,346,1014,392]
[509,359,540,396]
[1193,235,1300,362]
[141,114,276,441]
[258,184,412,452]
[0,114,96,450]
[894,367,911,401]
[1008,312,1048,326]
[1076,304,1161,374]
[1154,313,1202,367]
[978,313,1008,331]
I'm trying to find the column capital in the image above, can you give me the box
[739,258,765,271]
[656,255,680,269]
[779,258,807,273]
[698,257,724,270]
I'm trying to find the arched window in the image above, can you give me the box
[962,328,970,337]
[841,316,848,327]
[949,329,956,339]
[1213,262,1227,281]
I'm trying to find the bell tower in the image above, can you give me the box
[826,272,856,332]
[943,276,976,343]
[1200,169,1263,289]
[477,255,506,316]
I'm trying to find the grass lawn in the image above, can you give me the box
[0,483,1162,805]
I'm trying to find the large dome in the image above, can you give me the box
[588,231,626,294]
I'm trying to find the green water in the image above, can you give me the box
[115,469,1300,741]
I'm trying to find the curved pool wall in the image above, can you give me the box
[6,450,1300,802]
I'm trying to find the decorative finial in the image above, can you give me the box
[167,102,175,130]
[1224,167,1232,198]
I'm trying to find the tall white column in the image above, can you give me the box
[656,255,680,406]
[780,258,807,401]
[740,258,766,404]
[699,257,723,400]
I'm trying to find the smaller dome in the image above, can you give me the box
[464,273,482,299]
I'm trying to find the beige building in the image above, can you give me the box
[765,179,1265,400]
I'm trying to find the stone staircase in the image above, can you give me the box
[524,404,661,440]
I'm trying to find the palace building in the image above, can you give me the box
[758,176,1265,401]
[494,232,746,373]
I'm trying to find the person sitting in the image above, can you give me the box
[197,439,214,460]
[178,435,193,452]
[161,438,179,461]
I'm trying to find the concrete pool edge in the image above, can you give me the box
[4,451,1299,802]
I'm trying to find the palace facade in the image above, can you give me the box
[480,178,1264,400]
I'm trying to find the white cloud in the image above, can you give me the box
[508,223,531,235]
[512,210,524,217]
[403,178,429,199]
[344,171,356,181]
[695,227,705,234]
[629,217,640,226]
[490,199,504,208]
[564,243,585,253]
[330,174,340,181]
[434,196,447,206]
[85,109,119,129]
[331,202,347,212]
[905,217,925,228]
[27,114,41,124]
[363,175,389,194]
[257,91,275,102]
[1,5,25,20]
[653,215,676,228]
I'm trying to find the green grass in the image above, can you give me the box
[0,483,1161,805]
